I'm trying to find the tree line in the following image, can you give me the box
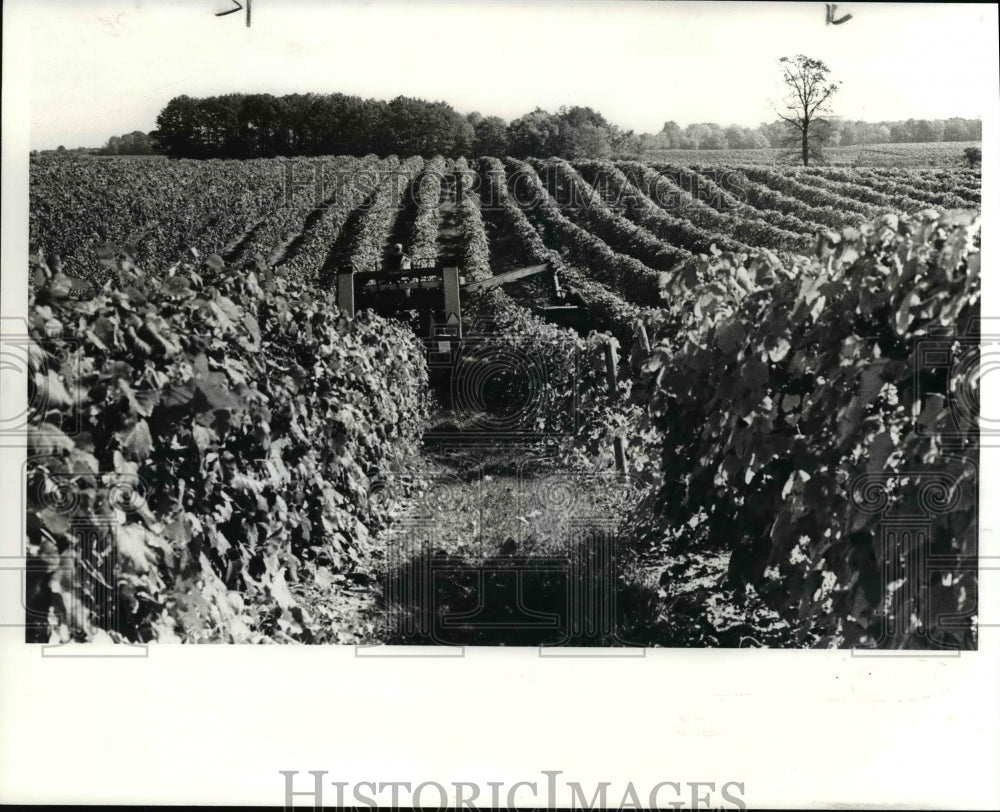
[642,116,982,152]
[133,91,980,159]
[101,130,156,155]
[148,93,639,159]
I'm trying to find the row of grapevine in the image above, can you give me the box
[739,166,883,219]
[850,166,980,200]
[274,158,388,284]
[571,159,723,259]
[865,173,978,209]
[452,158,594,444]
[612,161,814,254]
[456,160,645,469]
[669,160,879,226]
[408,156,448,267]
[632,209,980,649]
[705,165,864,231]
[791,169,932,213]
[530,157,704,267]
[856,170,977,208]
[477,157,648,347]
[807,167,979,209]
[333,156,425,273]
[230,156,385,268]
[641,162,820,238]
[566,159,747,256]
[29,157,297,282]
[26,248,430,643]
[451,157,492,284]
[503,158,664,305]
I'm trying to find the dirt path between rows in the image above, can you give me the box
[291,432,653,646]
[290,425,788,648]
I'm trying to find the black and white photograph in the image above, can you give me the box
[1,0,998,808]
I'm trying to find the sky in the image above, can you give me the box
[10,0,997,149]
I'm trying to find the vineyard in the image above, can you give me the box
[26,152,980,648]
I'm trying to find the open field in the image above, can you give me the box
[640,140,982,166]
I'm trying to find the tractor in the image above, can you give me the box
[335,256,589,369]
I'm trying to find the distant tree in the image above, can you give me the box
[277,93,314,153]
[823,125,842,147]
[507,106,624,158]
[774,54,841,166]
[836,120,856,146]
[673,122,729,150]
[449,110,476,157]
[471,115,509,156]
[683,123,713,149]
[203,94,243,156]
[507,108,561,157]
[757,120,786,148]
[235,95,282,157]
[914,119,945,142]
[638,132,663,152]
[566,123,613,157]
[610,128,642,156]
[660,121,683,148]
[724,125,749,149]
[144,90,983,160]
[152,95,209,157]
[943,117,974,142]
[383,96,472,157]
[313,94,387,155]
[102,131,154,155]
[550,106,609,157]
[890,119,916,143]
[863,122,892,144]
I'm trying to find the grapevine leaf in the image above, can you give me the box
[37,369,76,410]
[191,424,216,451]
[117,419,154,461]
[917,393,947,433]
[117,523,156,574]
[197,381,244,411]
[867,431,894,473]
[715,319,746,357]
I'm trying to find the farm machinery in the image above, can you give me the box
[335,259,589,367]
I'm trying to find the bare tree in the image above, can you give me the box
[775,55,841,166]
